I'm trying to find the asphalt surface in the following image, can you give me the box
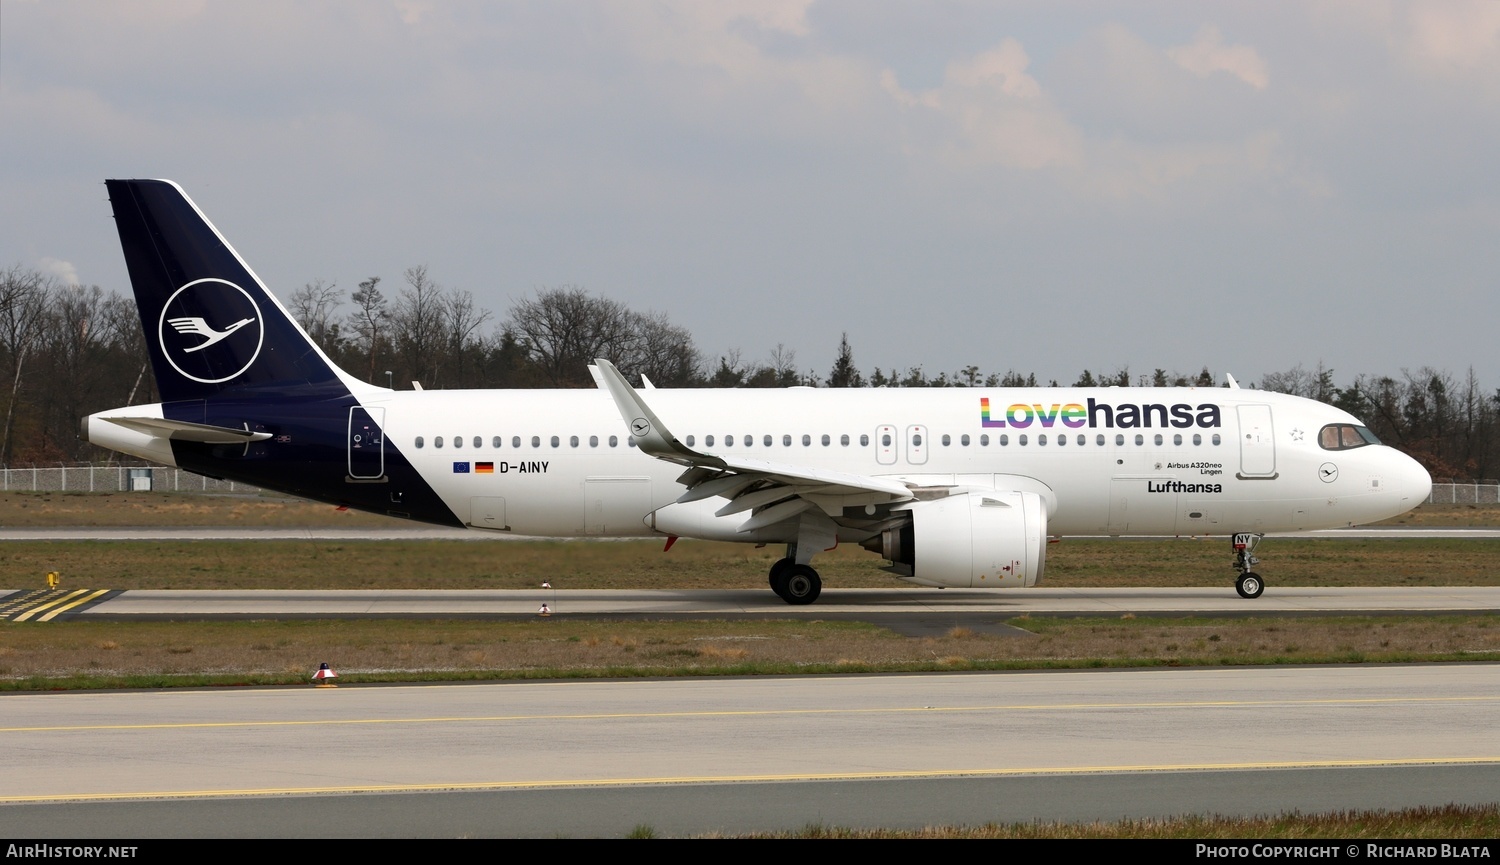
[1,526,1496,540]
[1,665,1496,837]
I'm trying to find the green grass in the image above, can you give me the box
[718,804,1500,838]
[4,536,1497,590]
[4,615,1497,691]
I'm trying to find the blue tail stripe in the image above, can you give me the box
[106,179,343,402]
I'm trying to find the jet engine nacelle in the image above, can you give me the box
[869,490,1047,588]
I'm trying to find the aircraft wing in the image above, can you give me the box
[593,359,913,527]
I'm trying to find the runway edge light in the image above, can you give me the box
[312,662,339,688]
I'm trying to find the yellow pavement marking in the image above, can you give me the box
[4,755,1500,803]
[35,589,110,622]
[11,590,92,622]
[2,694,1497,734]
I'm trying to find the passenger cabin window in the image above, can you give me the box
[435,436,444,449]
[531,436,540,448]
[686,435,695,447]
[610,435,619,447]
[822,434,831,446]
[1319,424,1380,450]
[512,436,521,448]
[802,434,812,446]
[705,435,715,447]
[473,436,482,448]
[840,434,850,446]
[590,435,599,447]
[860,434,869,446]
[783,434,792,447]
[415,436,425,449]
[493,436,502,448]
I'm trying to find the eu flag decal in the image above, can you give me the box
[453,462,470,473]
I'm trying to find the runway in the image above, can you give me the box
[0,664,1496,837]
[4,586,1499,623]
[1,526,1496,540]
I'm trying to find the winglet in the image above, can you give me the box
[1225,373,1240,390]
[593,359,719,468]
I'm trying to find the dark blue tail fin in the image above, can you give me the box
[106,179,350,403]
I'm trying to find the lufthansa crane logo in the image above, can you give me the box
[157,279,264,383]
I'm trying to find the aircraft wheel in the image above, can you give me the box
[781,565,822,605]
[768,558,793,599]
[1236,573,1265,599]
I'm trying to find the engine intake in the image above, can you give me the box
[863,490,1047,588]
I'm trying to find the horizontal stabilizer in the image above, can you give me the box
[103,416,272,443]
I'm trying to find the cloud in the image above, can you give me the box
[1167,25,1270,90]
[38,257,79,286]
[881,39,1083,171]
[1405,0,1500,72]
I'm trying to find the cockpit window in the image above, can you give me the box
[1319,423,1381,450]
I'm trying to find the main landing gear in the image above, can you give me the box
[768,555,822,605]
[1232,532,1266,599]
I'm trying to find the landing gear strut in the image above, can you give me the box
[1232,532,1265,599]
[767,549,822,605]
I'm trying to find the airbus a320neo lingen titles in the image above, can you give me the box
[83,180,1432,604]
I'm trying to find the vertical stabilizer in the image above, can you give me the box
[105,179,362,402]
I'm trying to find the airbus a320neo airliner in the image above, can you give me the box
[83,180,1432,604]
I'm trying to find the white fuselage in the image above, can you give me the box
[339,384,1428,539]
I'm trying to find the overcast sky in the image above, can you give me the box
[3,1,1498,387]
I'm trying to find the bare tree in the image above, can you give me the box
[0,266,51,463]
[443,289,493,387]
[348,277,389,384]
[630,310,699,386]
[390,266,448,386]
[289,279,344,357]
[509,287,639,387]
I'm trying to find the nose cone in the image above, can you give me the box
[1391,449,1433,511]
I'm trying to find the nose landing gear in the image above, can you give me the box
[1233,532,1265,599]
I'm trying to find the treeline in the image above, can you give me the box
[3,265,1497,479]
